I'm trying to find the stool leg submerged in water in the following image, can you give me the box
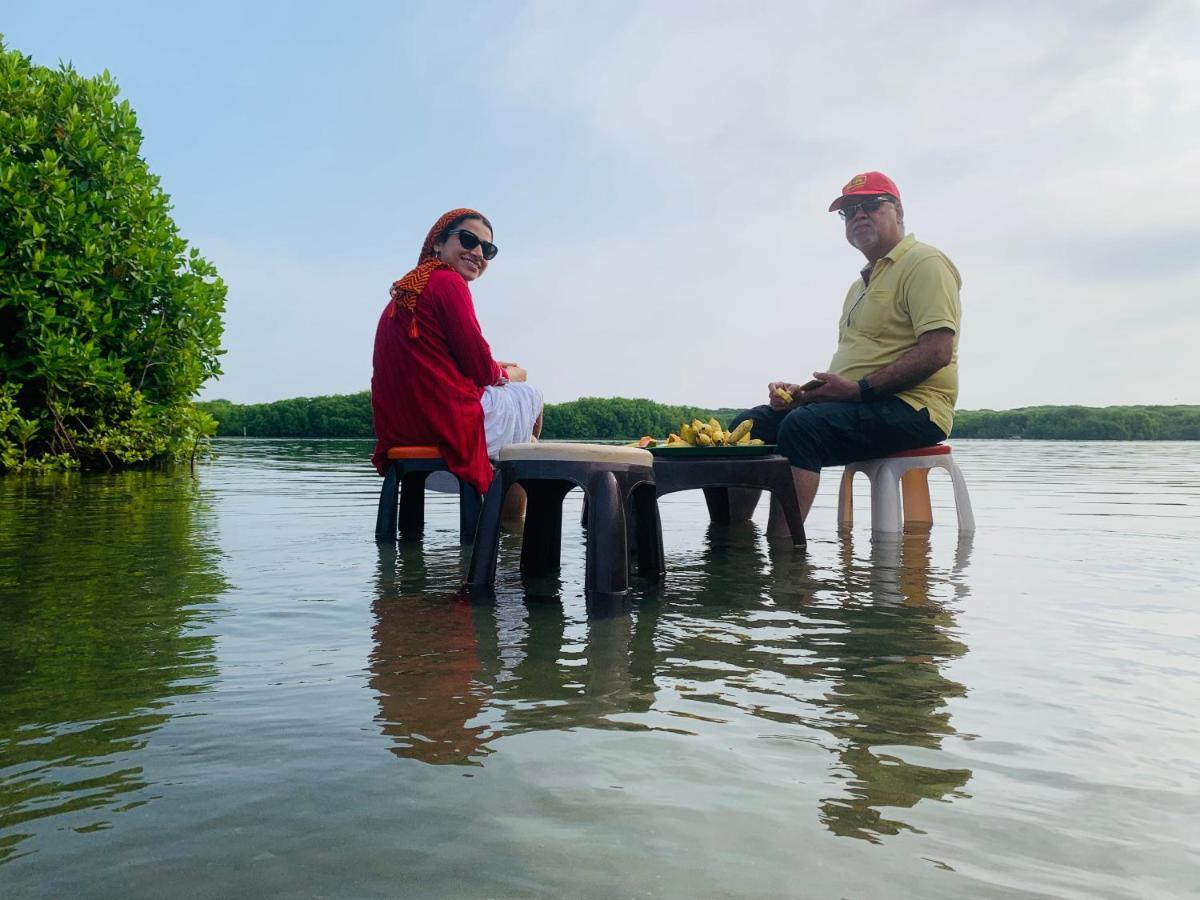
[398,470,430,535]
[837,446,975,535]
[520,479,574,576]
[375,460,402,541]
[585,470,628,595]
[375,454,482,544]
[467,452,661,597]
[467,473,506,590]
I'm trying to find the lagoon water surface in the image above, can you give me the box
[1,439,1197,898]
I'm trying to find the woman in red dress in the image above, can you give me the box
[371,208,542,505]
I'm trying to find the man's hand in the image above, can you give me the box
[802,329,954,403]
[800,371,860,403]
[768,381,802,409]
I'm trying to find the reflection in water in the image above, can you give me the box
[369,517,973,844]
[0,471,225,864]
[815,531,974,841]
[370,544,494,765]
[659,525,974,842]
[370,544,658,764]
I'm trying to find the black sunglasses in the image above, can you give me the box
[448,229,498,260]
[838,196,895,220]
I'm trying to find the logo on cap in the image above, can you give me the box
[845,175,867,192]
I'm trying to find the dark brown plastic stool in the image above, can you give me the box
[467,443,662,597]
[652,453,806,546]
[375,446,482,544]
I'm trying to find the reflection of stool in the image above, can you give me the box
[653,455,806,546]
[375,446,482,544]
[467,443,661,596]
[837,444,975,534]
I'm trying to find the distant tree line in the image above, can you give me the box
[196,394,740,440]
[196,395,1200,441]
[542,397,742,440]
[198,394,374,438]
[952,405,1200,440]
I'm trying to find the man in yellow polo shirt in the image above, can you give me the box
[731,171,961,524]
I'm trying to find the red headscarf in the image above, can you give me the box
[388,207,486,337]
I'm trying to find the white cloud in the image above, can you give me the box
[189,0,1200,411]
[484,0,1200,410]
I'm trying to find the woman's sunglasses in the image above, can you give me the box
[449,229,499,260]
[838,196,895,220]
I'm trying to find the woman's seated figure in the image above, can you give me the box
[371,208,542,519]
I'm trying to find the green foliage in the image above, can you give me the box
[952,406,1200,440]
[0,37,225,471]
[542,397,742,440]
[199,392,743,440]
[198,393,374,437]
[199,392,1200,442]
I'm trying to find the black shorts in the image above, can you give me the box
[731,398,947,472]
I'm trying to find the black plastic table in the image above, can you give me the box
[652,453,806,546]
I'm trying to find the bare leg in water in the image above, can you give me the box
[500,411,543,527]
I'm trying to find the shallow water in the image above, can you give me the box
[1,439,1197,898]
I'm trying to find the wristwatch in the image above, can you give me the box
[857,378,876,402]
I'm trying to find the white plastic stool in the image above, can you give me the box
[838,444,975,534]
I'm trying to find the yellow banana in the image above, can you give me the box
[728,420,752,443]
[697,432,713,446]
[774,387,793,405]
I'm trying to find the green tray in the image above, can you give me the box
[647,444,776,458]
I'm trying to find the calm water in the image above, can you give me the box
[1,439,1197,898]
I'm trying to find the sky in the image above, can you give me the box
[5,1,1199,410]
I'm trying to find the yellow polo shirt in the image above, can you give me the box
[827,233,961,435]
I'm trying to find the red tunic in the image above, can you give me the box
[371,269,503,493]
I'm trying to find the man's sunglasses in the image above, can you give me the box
[449,229,498,260]
[838,196,895,220]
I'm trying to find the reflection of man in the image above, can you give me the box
[818,532,972,841]
[732,172,962,523]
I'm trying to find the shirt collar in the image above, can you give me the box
[859,233,916,286]
[881,232,917,266]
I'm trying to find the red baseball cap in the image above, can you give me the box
[828,171,901,212]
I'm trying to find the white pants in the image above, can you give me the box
[481,382,544,459]
[428,382,544,492]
